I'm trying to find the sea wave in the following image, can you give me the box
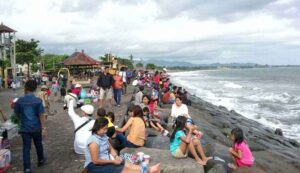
[171,69,300,141]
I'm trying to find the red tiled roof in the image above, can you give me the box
[63,51,101,66]
[0,23,16,33]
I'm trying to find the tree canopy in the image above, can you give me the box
[99,53,134,69]
[146,63,156,70]
[16,39,43,75]
[136,62,144,68]
[42,54,68,71]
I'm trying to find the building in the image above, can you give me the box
[0,22,17,88]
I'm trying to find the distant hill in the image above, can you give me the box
[144,60,197,67]
[141,60,261,68]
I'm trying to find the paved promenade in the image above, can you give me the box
[0,87,131,173]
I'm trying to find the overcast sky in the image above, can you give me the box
[1,0,300,65]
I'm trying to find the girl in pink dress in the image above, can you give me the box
[228,128,254,169]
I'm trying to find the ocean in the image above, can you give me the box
[170,67,300,142]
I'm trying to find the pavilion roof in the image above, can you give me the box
[0,23,16,33]
[63,51,101,66]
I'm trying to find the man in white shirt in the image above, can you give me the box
[64,89,78,109]
[68,100,95,154]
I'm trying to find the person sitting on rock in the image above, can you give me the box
[228,127,254,169]
[139,95,150,110]
[96,108,115,138]
[115,105,147,148]
[68,100,95,154]
[162,87,173,104]
[83,117,161,173]
[170,116,212,165]
[134,86,144,106]
[170,96,202,137]
[143,107,169,136]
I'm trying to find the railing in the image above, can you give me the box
[0,38,12,46]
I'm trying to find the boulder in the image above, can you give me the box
[204,143,232,173]
[232,167,266,173]
[206,163,227,173]
[121,147,204,173]
[274,128,283,136]
[145,136,170,150]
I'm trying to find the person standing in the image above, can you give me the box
[0,75,3,89]
[113,71,123,107]
[119,67,127,95]
[14,80,46,173]
[97,67,114,108]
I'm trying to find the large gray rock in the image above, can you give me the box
[204,143,232,173]
[145,136,170,150]
[121,147,204,173]
[232,167,266,173]
[207,163,227,173]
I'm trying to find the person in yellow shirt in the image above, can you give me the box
[97,108,115,137]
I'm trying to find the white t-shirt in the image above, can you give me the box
[134,91,143,105]
[170,103,190,119]
[119,71,127,83]
[68,100,95,154]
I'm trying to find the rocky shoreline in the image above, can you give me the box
[182,94,300,173]
[3,83,300,173]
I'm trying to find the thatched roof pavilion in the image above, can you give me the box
[63,50,100,66]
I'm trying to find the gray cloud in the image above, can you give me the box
[1,0,300,65]
[154,0,275,21]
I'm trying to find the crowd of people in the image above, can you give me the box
[10,67,254,173]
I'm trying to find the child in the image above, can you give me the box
[51,81,59,97]
[97,108,115,138]
[107,112,115,125]
[106,112,116,137]
[170,116,211,165]
[60,85,66,101]
[228,128,254,169]
[148,98,164,120]
[37,85,50,119]
[143,107,169,136]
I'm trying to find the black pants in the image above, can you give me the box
[21,131,45,171]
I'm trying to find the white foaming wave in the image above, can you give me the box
[247,92,298,104]
[170,71,204,78]
[218,81,243,89]
[171,73,300,141]
[224,82,243,89]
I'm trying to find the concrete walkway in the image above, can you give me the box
[0,87,132,173]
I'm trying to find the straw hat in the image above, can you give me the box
[163,68,167,72]
[81,105,94,115]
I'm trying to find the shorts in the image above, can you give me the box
[99,87,113,100]
[172,148,188,158]
[86,162,124,173]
